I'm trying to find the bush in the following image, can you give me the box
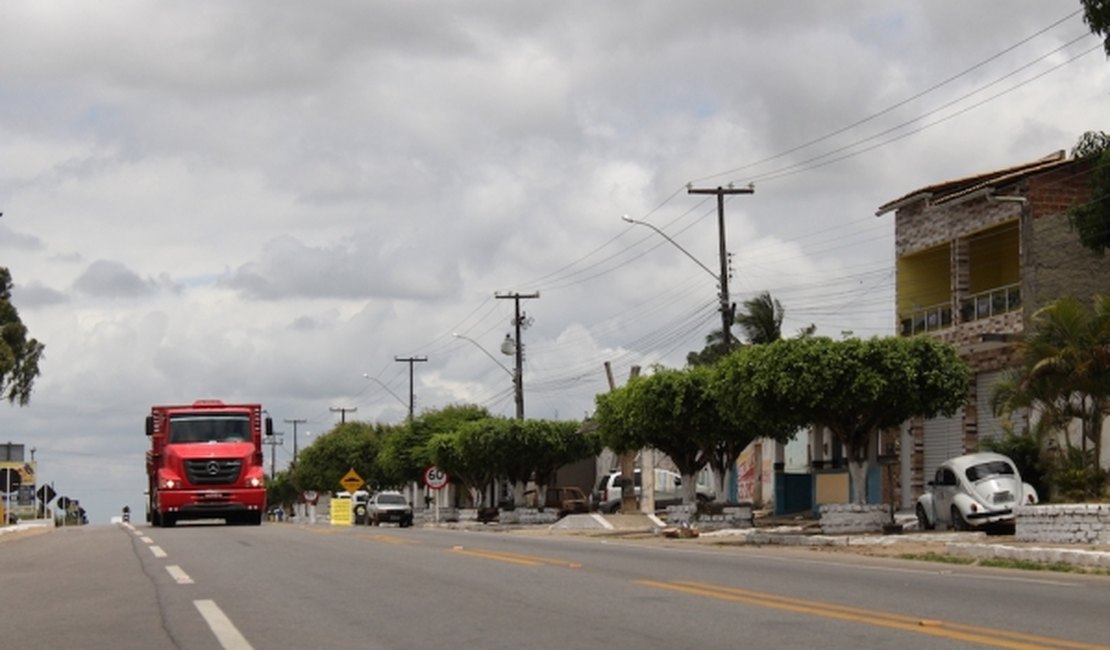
[1047,447,1109,502]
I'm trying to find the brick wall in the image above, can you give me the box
[1015,504,1110,545]
[895,198,1021,257]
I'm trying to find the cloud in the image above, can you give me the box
[221,233,459,301]
[71,259,176,298]
[0,224,44,251]
[12,281,67,307]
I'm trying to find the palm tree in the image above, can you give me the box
[994,295,1110,495]
[687,291,807,367]
[735,291,784,345]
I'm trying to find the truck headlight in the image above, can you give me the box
[247,477,265,488]
[160,478,178,489]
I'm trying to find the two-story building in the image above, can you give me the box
[875,149,1109,508]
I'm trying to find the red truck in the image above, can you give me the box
[145,400,273,527]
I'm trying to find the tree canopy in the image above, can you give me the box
[594,363,796,504]
[294,421,394,492]
[0,268,45,405]
[1082,0,1110,57]
[1067,130,1110,255]
[717,336,969,503]
[377,403,491,484]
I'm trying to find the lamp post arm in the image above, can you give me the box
[452,334,515,378]
[621,215,719,281]
[361,374,410,409]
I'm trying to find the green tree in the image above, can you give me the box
[499,418,597,506]
[427,418,504,507]
[717,336,969,504]
[708,354,800,500]
[594,366,716,504]
[266,470,300,513]
[0,268,45,405]
[1066,131,1110,255]
[1081,0,1110,57]
[378,404,491,485]
[992,295,1110,498]
[685,326,736,367]
[293,421,392,493]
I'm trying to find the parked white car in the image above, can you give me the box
[592,468,714,513]
[916,452,1038,531]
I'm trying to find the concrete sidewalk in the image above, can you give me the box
[543,512,1110,570]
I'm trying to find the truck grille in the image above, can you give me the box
[185,459,243,485]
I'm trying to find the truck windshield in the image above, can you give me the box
[168,414,251,444]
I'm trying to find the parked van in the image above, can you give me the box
[592,468,714,513]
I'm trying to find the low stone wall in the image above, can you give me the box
[947,542,1110,568]
[497,508,560,526]
[819,504,891,534]
[665,503,754,530]
[1015,504,1110,545]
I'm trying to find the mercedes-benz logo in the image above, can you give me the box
[206,461,221,476]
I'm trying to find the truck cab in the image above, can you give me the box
[146,400,272,527]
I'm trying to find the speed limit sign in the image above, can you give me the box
[423,465,449,490]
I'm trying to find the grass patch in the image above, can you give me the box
[897,552,1110,575]
[898,552,974,565]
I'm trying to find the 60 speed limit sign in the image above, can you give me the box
[422,465,449,490]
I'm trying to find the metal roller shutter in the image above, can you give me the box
[923,409,964,482]
[976,371,1007,444]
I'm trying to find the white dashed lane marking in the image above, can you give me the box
[194,600,254,650]
[166,565,194,584]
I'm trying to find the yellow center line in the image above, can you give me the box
[637,580,1109,650]
[449,547,580,568]
[673,581,1106,650]
[359,534,420,545]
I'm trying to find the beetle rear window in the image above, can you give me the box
[965,461,1015,482]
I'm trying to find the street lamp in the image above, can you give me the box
[452,332,522,419]
[364,372,412,408]
[622,213,733,350]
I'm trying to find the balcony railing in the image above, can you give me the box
[900,302,952,336]
[960,283,1021,323]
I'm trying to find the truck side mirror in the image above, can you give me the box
[145,416,154,436]
[265,417,273,436]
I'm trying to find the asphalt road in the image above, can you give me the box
[2,522,1109,649]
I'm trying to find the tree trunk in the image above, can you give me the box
[715,470,729,504]
[681,472,698,505]
[619,452,637,513]
[847,460,870,505]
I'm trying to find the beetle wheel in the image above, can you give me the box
[915,504,934,531]
[951,505,969,531]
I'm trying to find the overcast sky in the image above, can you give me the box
[2,1,1107,523]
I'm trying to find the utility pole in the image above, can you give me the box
[263,433,284,479]
[330,406,357,424]
[687,183,754,353]
[284,418,307,466]
[495,291,539,419]
[394,355,428,421]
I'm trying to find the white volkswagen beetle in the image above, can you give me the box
[916,452,1038,531]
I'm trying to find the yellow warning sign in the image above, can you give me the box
[330,496,352,526]
[339,469,364,494]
